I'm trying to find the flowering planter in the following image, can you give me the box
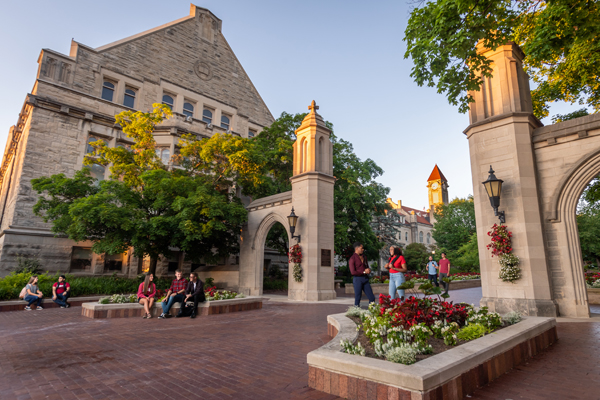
[81,296,266,319]
[345,279,481,295]
[307,313,556,400]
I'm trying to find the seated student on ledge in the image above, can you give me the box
[158,270,188,319]
[24,276,44,311]
[177,272,205,319]
[137,273,156,319]
[52,275,71,308]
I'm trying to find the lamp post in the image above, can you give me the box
[482,165,505,223]
[287,207,301,243]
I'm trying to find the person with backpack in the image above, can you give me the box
[52,275,71,308]
[387,247,408,301]
[23,276,44,310]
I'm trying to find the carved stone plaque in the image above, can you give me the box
[194,61,212,81]
[321,249,331,267]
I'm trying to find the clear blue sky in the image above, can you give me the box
[0,0,580,210]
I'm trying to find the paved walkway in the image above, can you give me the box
[0,289,599,400]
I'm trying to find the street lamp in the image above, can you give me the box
[482,165,505,223]
[287,207,301,243]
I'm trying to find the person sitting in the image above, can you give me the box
[52,275,71,308]
[24,276,44,310]
[177,272,205,319]
[158,270,188,319]
[137,273,156,319]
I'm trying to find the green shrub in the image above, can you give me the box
[385,345,418,365]
[204,277,214,288]
[503,311,522,325]
[457,324,487,341]
[12,254,43,274]
[263,278,288,290]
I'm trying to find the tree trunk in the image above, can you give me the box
[596,257,600,269]
[149,257,158,276]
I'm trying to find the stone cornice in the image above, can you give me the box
[463,112,543,137]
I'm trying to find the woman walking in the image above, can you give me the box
[137,273,156,318]
[24,276,44,310]
[387,247,408,301]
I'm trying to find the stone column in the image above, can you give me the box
[465,43,557,317]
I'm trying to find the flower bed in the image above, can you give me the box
[341,294,517,364]
[585,272,600,288]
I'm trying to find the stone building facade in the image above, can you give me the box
[0,5,274,280]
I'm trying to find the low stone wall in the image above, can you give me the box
[0,296,104,312]
[345,279,482,295]
[81,296,265,319]
[307,313,557,400]
[588,288,600,305]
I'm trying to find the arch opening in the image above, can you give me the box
[263,222,290,293]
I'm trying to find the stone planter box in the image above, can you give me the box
[308,313,557,400]
[81,296,265,319]
[588,288,600,305]
[345,279,482,295]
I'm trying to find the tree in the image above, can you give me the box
[432,197,477,262]
[404,0,600,119]
[577,203,600,267]
[403,243,430,272]
[33,104,258,275]
[453,232,480,271]
[245,112,390,263]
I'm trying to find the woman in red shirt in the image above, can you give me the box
[137,273,156,319]
[387,247,408,301]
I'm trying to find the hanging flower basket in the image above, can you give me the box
[289,244,303,283]
[498,253,521,283]
[487,224,521,283]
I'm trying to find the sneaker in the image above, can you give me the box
[36,307,43,310]
[24,306,31,311]
[65,303,70,308]
[60,306,66,309]
[165,314,173,318]
[158,313,166,319]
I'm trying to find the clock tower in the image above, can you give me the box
[427,164,449,211]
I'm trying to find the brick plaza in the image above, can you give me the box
[0,289,599,400]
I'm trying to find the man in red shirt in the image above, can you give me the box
[52,275,71,308]
[439,252,451,294]
[158,270,188,319]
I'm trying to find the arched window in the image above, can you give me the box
[221,115,230,130]
[427,232,431,244]
[123,88,136,108]
[89,164,105,182]
[318,137,324,172]
[101,81,114,102]
[303,138,308,172]
[86,136,106,154]
[405,232,408,241]
[419,231,424,243]
[156,148,171,164]
[162,94,174,110]
[202,109,213,124]
[183,102,194,118]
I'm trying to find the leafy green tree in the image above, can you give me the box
[432,197,477,260]
[453,232,480,272]
[577,203,600,267]
[404,0,600,119]
[33,104,256,275]
[403,243,430,272]
[551,108,590,124]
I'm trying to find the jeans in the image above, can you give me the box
[161,294,185,314]
[53,293,70,307]
[440,273,450,293]
[352,275,375,306]
[180,293,204,316]
[428,274,439,287]
[388,273,405,299]
[24,295,43,307]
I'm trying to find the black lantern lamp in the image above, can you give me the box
[287,207,301,242]
[482,165,505,223]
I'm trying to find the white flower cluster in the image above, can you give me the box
[502,311,522,325]
[467,308,502,330]
[345,306,363,318]
[499,264,521,283]
[385,344,418,365]
[592,279,600,289]
[340,339,366,356]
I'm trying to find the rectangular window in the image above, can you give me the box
[168,252,181,272]
[248,129,256,138]
[123,88,136,108]
[104,254,123,271]
[71,247,92,271]
[101,81,115,102]
[183,101,195,118]
[221,114,231,130]
[162,93,175,110]
[202,108,213,125]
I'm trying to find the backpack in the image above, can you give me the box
[19,285,28,299]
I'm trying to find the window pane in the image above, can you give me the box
[89,164,105,182]
[101,84,114,102]
[221,115,230,129]
[161,149,170,164]
[71,247,92,271]
[184,102,194,113]
[162,95,174,110]
[123,93,135,108]
[104,254,123,271]
[87,136,105,154]
[248,130,255,138]
[202,109,212,124]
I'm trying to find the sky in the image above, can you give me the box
[0,0,582,210]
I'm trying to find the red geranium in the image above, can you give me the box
[486,224,513,257]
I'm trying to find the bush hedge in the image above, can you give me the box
[0,272,173,301]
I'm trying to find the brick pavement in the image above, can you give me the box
[1,290,599,400]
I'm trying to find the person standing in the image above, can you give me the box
[158,270,188,319]
[387,247,408,301]
[427,256,439,287]
[384,245,395,271]
[178,272,205,319]
[52,275,71,308]
[348,242,375,307]
[439,252,451,294]
[24,276,44,310]
[137,273,156,319]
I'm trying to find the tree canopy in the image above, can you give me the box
[404,0,600,119]
[577,202,600,267]
[432,196,477,268]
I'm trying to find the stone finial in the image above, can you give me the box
[308,100,319,113]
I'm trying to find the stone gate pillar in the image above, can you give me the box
[465,43,558,317]
[288,101,336,301]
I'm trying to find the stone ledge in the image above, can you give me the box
[345,279,481,295]
[0,296,104,312]
[307,313,557,399]
[81,296,266,319]
[587,288,600,305]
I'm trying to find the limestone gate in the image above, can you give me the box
[466,43,600,318]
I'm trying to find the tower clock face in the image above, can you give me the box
[431,182,439,190]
